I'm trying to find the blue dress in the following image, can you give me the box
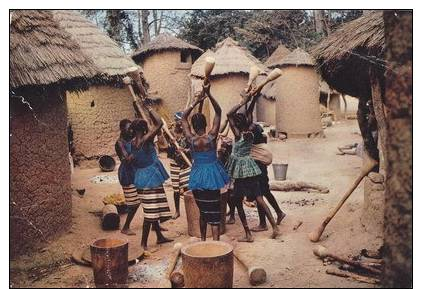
[126,141,170,189]
[188,136,230,191]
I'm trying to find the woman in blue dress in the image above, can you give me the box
[181,83,229,241]
[127,105,173,250]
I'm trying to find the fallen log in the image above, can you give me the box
[269,180,329,194]
[326,268,380,284]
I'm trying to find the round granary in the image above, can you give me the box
[274,48,322,136]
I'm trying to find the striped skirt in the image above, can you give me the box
[170,160,191,194]
[122,184,141,207]
[139,187,172,223]
[192,189,221,225]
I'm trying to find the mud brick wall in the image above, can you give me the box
[139,50,193,119]
[257,97,276,125]
[10,89,72,257]
[361,172,385,240]
[67,86,136,162]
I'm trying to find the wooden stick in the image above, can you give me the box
[198,57,215,113]
[159,243,183,288]
[253,68,282,95]
[326,268,380,285]
[125,69,192,167]
[234,250,267,286]
[313,245,382,275]
[308,156,378,242]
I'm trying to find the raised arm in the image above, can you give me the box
[227,95,250,140]
[246,92,260,130]
[205,84,222,138]
[182,93,207,141]
[140,104,163,144]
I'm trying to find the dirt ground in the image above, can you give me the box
[10,119,383,288]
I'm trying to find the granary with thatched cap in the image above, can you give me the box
[271,48,322,137]
[190,37,266,123]
[264,43,291,68]
[10,10,99,257]
[131,33,203,118]
[52,10,140,164]
[255,44,291,125]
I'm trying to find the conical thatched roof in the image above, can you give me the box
[264,44,291,68]
[132,33,203,62]
[10,10,98,91]
[52,10,137,77]
[189,49,216,78]
[190,37,266,78]
[311,11,384,98]
[278,48,315,68]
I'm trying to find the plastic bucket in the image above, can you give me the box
[273,163,288,181]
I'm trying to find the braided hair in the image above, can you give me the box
[191,113,207,133]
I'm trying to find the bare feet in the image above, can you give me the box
[271,226,280,239]
[238,234,254,243]
[277,212,286,225]
[152,225,168,232]
[157,237,174,245]
[226,217,235,225]
[121,228,136,236]
[172,212,180,220]
[251,225,269,232]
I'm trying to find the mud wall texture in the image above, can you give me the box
[139,51,193,118]
[361,172,385,240]
[10,89,72,257]
[256,97,276,125]
[383,11,412,288]
[275,66,321,136]
[67,86,135,162]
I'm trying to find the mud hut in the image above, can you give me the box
[132,33,203,118]
[51,10,139,165]
[311,12,412,286]
[190,37,266,122]
[272,48,321,136]
[10,10,98,256]
[256,44,291,125]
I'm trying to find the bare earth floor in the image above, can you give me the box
[10,120,383,288]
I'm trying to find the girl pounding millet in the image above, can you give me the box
[116,119,140,236]
[181,83,230,241]
[168,112,191,220]
[127,106,173,250]
[227,93,280,242]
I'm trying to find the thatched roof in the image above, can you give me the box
[132,33,203,62]
[190,37,266,79]
[311,11,385,98]
[52,10,137,77]
[264,44,291,68]
[278,48,315,68]
[10,10,98,91]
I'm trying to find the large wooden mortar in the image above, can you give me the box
[182,241,234,288]
[90,238,128,288]
[184,190,227,238]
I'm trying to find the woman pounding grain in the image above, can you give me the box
[181,83,230,241]
[226,94,280,242]
[126,105,173,250]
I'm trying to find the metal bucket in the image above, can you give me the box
[273,163,288,181]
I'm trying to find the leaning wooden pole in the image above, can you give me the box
[124,67,192,167]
